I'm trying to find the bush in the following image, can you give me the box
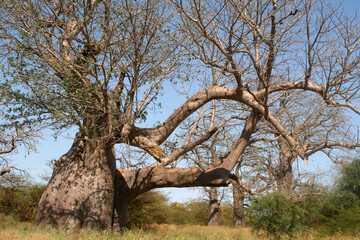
[219,203,234,226]
[167,202,189,225]
[0,173,46,222]
[314,158,360,235]
[339,158,360,197]
[318,206,360,236]
[167,201,209,225]
[126,190,170,227]
[247,192,307,238]
[319,190,359,219]
[185,201,208,225]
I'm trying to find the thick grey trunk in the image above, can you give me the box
[207,187,221,226]
[36,134,116,229]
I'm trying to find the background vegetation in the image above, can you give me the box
[1,157,360,239]
[246,157,360,238]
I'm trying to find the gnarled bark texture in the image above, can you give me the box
[36,133,116,229]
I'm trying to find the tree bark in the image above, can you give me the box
[275,138,296,198]
[36,109,261,229]
[0,167,11,176]
[231,179,245,227]
[36,133,116,229]
[206,187,221,226]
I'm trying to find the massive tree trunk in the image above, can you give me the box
[36,133,117,229]
[36,109,260,229]
[206,187,221,226]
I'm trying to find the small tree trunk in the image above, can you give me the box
[232,180,245,227]
[207,187,221,226]
[36,133,116,229]
[276,139,296,198]
[276,167,293,197]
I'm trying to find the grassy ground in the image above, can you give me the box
[1,215,360,240]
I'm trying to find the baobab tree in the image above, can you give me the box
[173,0,360,226]
[228,91,359,226]
[244,91,360,198]
[0,0,359,229]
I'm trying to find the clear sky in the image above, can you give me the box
[339,0,360,13]
[7,0,360,203]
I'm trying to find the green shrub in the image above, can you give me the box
[339,158,360,197]
[126,190,170,227]
[319,190,359,219]
[296,158,360,236]
[0,173,46,222]
[247,191,307,238]
[185,201,208,225]
[318,206,360,236]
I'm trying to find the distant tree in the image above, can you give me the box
[167,200,209,225]
[186,201,209,225]
[228,92,359,226]
[168,202,189,225]
[260,94,359,198]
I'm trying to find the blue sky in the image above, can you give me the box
[7,0,360,203]
[339,0,360,13]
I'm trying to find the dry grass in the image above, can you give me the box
[1,215,360,240]
[146,224,255,240]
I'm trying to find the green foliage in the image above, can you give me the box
[319,190,359,218]
[247,191,307,238]
[126,191,169,227]
[0,173,46,222]
[318,206,360,236]
[167,202,190,225]
[338,158,360,198]
[167,201,210,226]
[184,201,208,225]
[244,158,360,237]
[315,158,360,235]
[167,200,233,226]
[296,195,325,227]
[127,196,210,227]
[126,191,214,227]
